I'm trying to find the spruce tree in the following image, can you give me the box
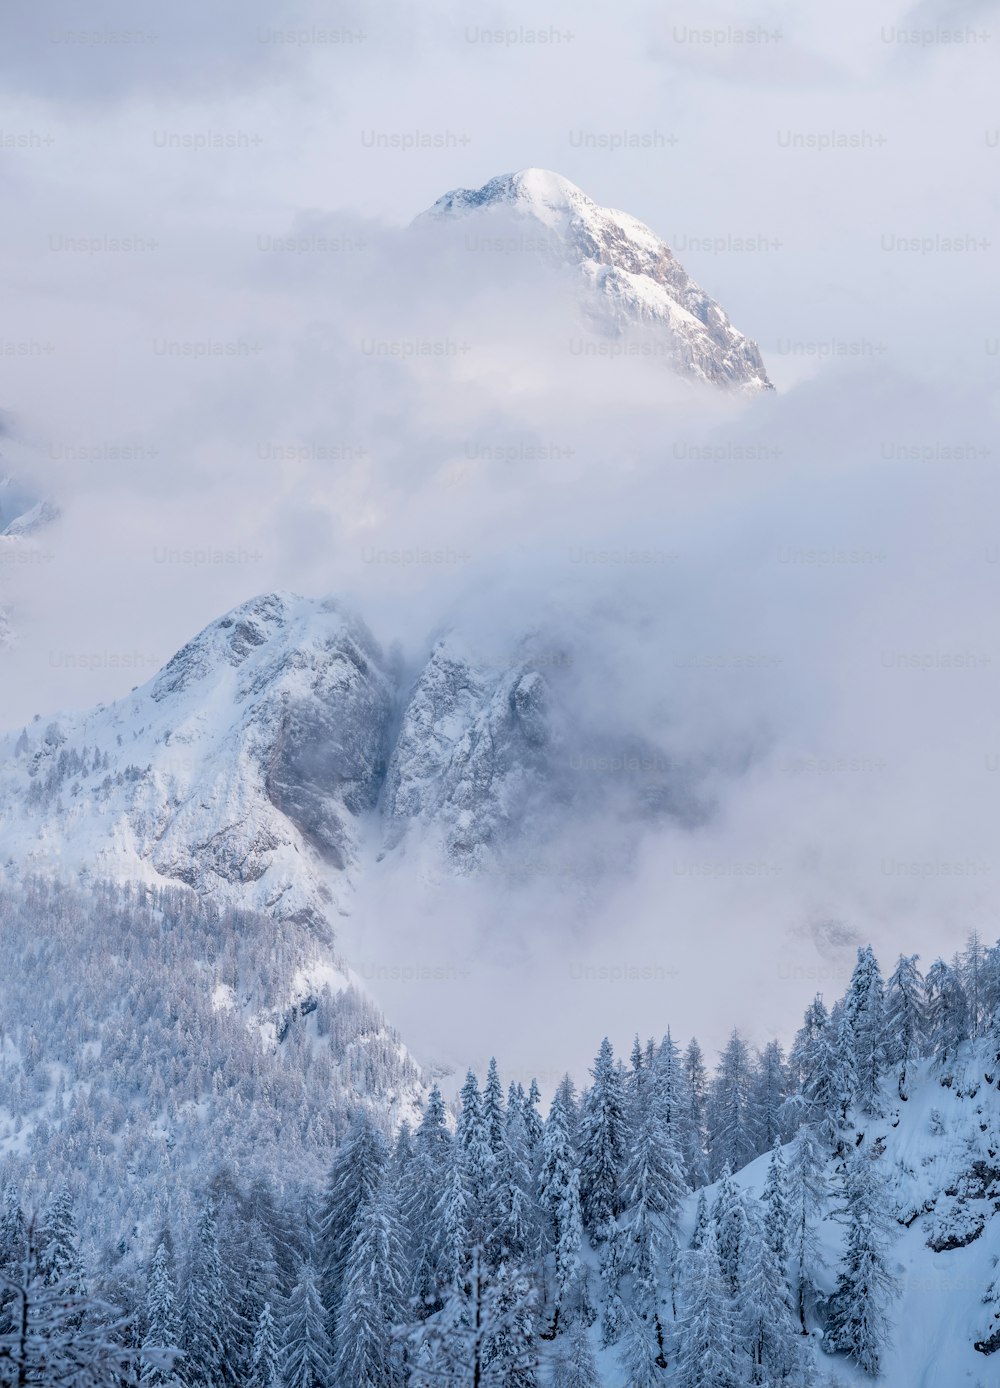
[825,1147,899,1376]
[182,1202,232,1388]
[884,954,926,1100]
[925,958,969,1070]
[737,1197,799,1385]
[248,1301,281,1388]
[283,1257,336,1388]
[579,1038,628,1242]
[141,1240,181,1386]
[405,1248,538,1387]
[494,1105,538,1264]
[0,1188,27,1336]
[689,1190,710,1251]
[318,1112,389,1329]
[403,1084,454,1313]
[712,1167,749,1299]
[707,1031,756,1178]
[841,947,887,1116]
[682,1037,709,1186]
[432,1144,473,1292]
[331,1183,406,1388]
[787,1125,828,1333]
[484,1260,538,1388]
[761,1142,791,1286]
[538,1087,584,1332]
[789,996,838,1141]
[674,1223,740,1388]
[522,1081,544,1152]
[40,1187,85,1298]
[621,1047,686,1341]
[751,1040,789,1156]
[484,1058,507,1155]
[459,1069,498,1242]
[960,933,988,1038]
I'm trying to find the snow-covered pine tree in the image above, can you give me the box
[331,1180,406,1388]
[689,1190,710,1250]
[0,1188,27,1336]
[681,1038,709,1187]
[628,1036,645,1108]
[394,1121,415,1170]
[884,954,926,1100]
[712,1167,749,1299]
[403,1084,454,1314]
[0,1241,163,1387]
[825,1147,899,1376]
[707,1030,756,1178]
[0,1188,26,1274]
[736,1196,800,1385]
[579,1038,628,1242]
[789,995,839,1142]
[522,1081,545,1153]
[459,1069,498,1244]
[248,1301,281,1388]
[925,958,969,1073]
[841,947,887,1116]
[484,1059,507,1156]
[960,932,988,1039]
[761,1142,791,1285]
[431,1142,473,1293]
[538,1086,584,1333]
[283,1257,337,1388]
[982,937,1000,1034]
[553,1075,581,1153]
[182,1201,233,1388]
[484,1260,539,1388]
[787,1124,828,1333]
[405,1248,538,1387]
[653,1031,705,1195]
[236,1221,283,1376]
[751,1040,790,1157]
[141,1239,181,1386]
[317,1112,389,1327]
[39,1186,85,1298]
[494,1104,538,1265]
[620,1045,687,1347]
[673,1222,740,1388]
[832,998,859,1130]
[617,1301,665,1388]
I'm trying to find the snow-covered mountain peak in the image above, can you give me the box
[428,167,596,228]
[423,168,773,393]
[148,590,371,704]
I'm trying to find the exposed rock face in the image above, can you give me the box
[383,639,561,869]
[0,593,701,913]
[0,593,395,926]
[424,168,773,393]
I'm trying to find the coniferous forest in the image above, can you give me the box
[3,879,1000,1386]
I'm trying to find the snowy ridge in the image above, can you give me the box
[424,169,774,393]
[0,592,701,904]
[0,592,393,927]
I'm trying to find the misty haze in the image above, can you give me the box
[1,3,998,1386]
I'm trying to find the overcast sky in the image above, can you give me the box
[1,0,998,1076]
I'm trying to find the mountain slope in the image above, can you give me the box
[700,1045,1000,1388]
[424,168,773,393]
[0,592,706,908]
[0,593,392,927]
